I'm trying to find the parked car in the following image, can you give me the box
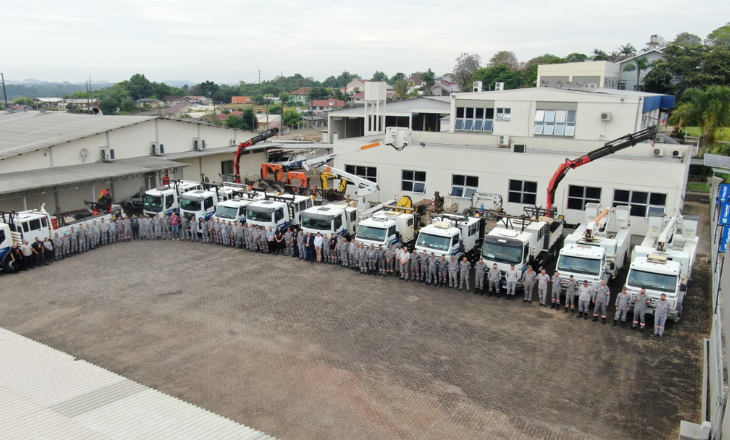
[124,190,146,210]
[271,153,308,171]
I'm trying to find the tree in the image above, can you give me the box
[371,71,388,82]
[474,64,522,90]
[708,22,730,46]
[393,79,413,100]
[421,68,435,96]
[252,94,265,105]
[389,72,406,85]
[642,62,674,94]
[592,49,609,61]
[242,108,256,131]
[190,80,219,98]
[622,56,652,91]
[279,92,289,104]
[617,43,637,59]
[566,53,588,63]
[521,54,566,87]
[309,87,330,101]
[489,51,519,70]
[673,32,702,48]
[453,53,482,92]
[12,97,35,108]
[670,86,730,153]
[126,73,153,100]
[225,114,247,130]
[268,104,282,115]
[282,108,302,128]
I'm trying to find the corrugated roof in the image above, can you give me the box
[0,328,277,439]
[0,112,157,160]
[0,157,190,195]
[328,97,450,117]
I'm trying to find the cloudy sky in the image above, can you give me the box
[4,0,728,84]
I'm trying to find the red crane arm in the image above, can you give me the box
[234,128,279,183]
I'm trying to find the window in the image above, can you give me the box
[221,160,234,176]
[454,107,495,132]
[334,215,343,230]
[450,175,479,198]
[534,109,576,137]
[496,108,511,121]
[468,223,479,236]
[508,180,537,205]
[204,197,214,210]
[275,208,284,222]
[29,219,41,231]
[387,226,396,237]
[345,165,377,183]
[567,185,601,210]
[165,196,174,209]
[613,190,667,217]
[402,170,426,193]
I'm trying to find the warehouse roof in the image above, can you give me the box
[0,112,157,160]
[0,156,189,196]
[328,97,450,117]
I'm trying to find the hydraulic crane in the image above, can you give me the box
[233,128,279,183]
[546,125,659,215]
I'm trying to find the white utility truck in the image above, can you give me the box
[212,190,265,224]
[245,194,313,231]
[300,202,359,238]
[415,213,484,260]
[143,180,203,217]
[557,204,631,292]
[625,213,699,322]
[356,208,419,248]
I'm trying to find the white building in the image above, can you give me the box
[0,112,273,213]
[617,49,665,91]
[328,87,685,235]
[537,61,621,89]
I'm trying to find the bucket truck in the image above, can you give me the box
[625,213,699,322]
[245,193,313,231]
[356,198,421,248]
[300,202,359,237]
[415,213,484,260]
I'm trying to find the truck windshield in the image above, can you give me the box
[557,255,601,275]
[180,198,202,211]
[627,269,677,293]
[246,208,273,223]
[482,241,522,264]
[357,225,387,242]
[301,215,332,231]
[417,232,450,251]
[144,195,163,212]
[215,205,238,220]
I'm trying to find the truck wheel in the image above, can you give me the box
[283,166,290,172]
[674,304,682,323]
[3,256,15,273]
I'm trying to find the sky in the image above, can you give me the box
[4,0,729,84]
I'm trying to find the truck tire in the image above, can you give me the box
[3,256,15,273]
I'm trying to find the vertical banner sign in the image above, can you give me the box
[721,226,730,253]
[721,203,730,226]
[720,184,730,203]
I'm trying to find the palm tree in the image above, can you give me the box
[671,86,730,154]
[421,68,435,96]
[618,43,637,60]
[591,49,609,61]
[622,57,651,91]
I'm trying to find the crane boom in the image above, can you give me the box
[234,128,279,183]
[546,125,658,215]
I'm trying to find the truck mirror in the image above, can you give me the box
[680,284,687,292]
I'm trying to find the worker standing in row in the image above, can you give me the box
[632,288,651,332]
[577,280,592,319]
[459,257,471,292]
[447,256,459,288]
[523,266,536,303]
[592,279,611,324]
[550,271,562,310]
[614,288,631,327]
[563,275,577,314]
[505,264,518,300]
[473,257,487,295]
[537,269,550,306]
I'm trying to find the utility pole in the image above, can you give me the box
[1,73,7,109]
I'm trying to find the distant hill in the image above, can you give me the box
[2,80,113,100]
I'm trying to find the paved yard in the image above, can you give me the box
[0,203,710,439]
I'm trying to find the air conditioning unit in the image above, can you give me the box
[512,144,526,153]
[151,143,164,155]
[201,140,206,150]
[498,134,511,147]
[600,112,613,121]
[193,139,200,150]
[230,139,237,146]
[672,149,685,158]
[653,147,664,156]
[495,82,505,91]
[100,147,115,162]
[472,81,483,93]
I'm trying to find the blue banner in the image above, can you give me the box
[721,203,730,225]
[721,226,730,253]
[720,184,730,203]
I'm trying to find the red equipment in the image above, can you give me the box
[546,125,659,215]
[234,128,279,183]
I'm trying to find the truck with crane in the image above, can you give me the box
[233,128,279,183]
[415,213,484,260]
[211,187,266,224]
[481,207,564,290]
[625,213,699,322]
[556,203,631,293]
[245,193,313,231]
[355,198,421,248]
[143,180,203,217]
[299,202,359,238]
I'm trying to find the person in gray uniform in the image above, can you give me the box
[385,244,395,275]
[427,252,439,285]
[419,250,429,282]
[358,243,367,273]
[400,247,411,280]
[366,244,378,274]
[116,217,124,242]
[190,217,199,242]
[147,214,154,239]
[285,228,294,256]
[153,214,162,240]
[488,263,501,297]
[221,221,230,246]
[592,279,611,324]
[378,245,387,275]
[86,223,95,249]
[654,293,672,337]
[632,288,652,332]
[61,232,70,258]
[78,225,87,252]
[474,257,487,295]
[614,287,631,327]
[459,257,472,292]
[91,220,100,248]
[550,271,562,310]
[69,227,79,253]
[180,215,189,241]
[438,255,448,287]
[52,233,63,261]
[523,266,536,303]
[564,275,577,314]
[236,222,244,248]
[505,264,519,300]
[447,256,459,288]
[537,269,550,306]
[348,240,357,269]
[200,219,209,243]
[108,219,117,244]
[123,216,132,242]
[323,234,331,263]
[577,280,592,319]
[100,219,109,246]
[162,213,171,240]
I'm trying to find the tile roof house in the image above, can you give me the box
[310,99,345,114]
[231,96,252,105]
[290,87,313,104]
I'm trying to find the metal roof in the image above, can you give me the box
[0,327,277,439]
[162,145,278,160]
[0,157,189,196]
[328,97,450,118]
[0,112,157,160]
[705,154,730,171]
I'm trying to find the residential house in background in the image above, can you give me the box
[290,87,313,104]
[256,114,281,130]
[217,111,243,122]
[350,91,395,105]
[617,49,664,91]
[346,79,393,94]
[161,102,190,118]
[430,79,459,96]
[310,99,345,114]
[33,98,65,110]
[537,61,621,89]
[409,73,423,87]
[135,98,164,108]
[184,96,210,105]
[231,96,252,105]
[65,99,101,111]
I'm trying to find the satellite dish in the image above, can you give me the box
[80,148,89,157]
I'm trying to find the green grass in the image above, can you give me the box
[687,182,710,193]
[682,126,730,141]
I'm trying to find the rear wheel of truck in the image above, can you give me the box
[3,256,16,273]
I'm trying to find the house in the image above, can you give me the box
[350,91,395,105]
[216,111,243,122]
[184,95,210,105]
[231,96,252,105]
[33,98,65,110]
[11,105,34,112]
[328,87,682,235]
[409,73,423,86]
[65,99,101,111]
[289,87,312,104]
[256,113,281,130]
[617,49,665,91]
[346,79,393,94]
[163,95,186,106]
[161,102,190,118]
[537,61,621,89]
[135,98,164,108]
[430,80,459,96]
[310,99,345,114]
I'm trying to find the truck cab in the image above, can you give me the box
[245,194,313,231]
[626,255,683,322]
[180,190,221,221]
[356,211,417,248]
[212,192,265,224]
[1,209,53,245]
[0,223,17,272]
[300,203,358,238]
[415,214,483,260]
[143,181,203,217]
[556,244,608,292]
